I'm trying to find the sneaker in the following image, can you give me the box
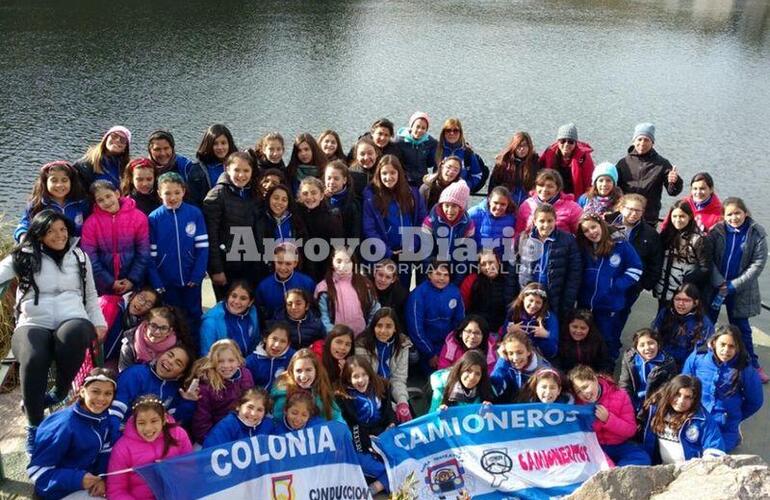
[43,389,65,408]
[25,425,37,456]
[757,367,770,384]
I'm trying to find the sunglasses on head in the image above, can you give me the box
[558,139,575,145]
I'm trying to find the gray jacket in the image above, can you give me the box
[355,334,412,405]
[709,219,767,318]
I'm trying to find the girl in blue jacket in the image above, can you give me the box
[148,172,209,334]
[199,280,260,356]
[362,154,427,287]
[682,326,764,451]
[271,288,325,349]
[245,322,295,391]
[516,203,581,318]
[255,242,315,320]
[708,197,768,381]
[576,213,642,361]
[203,388,274,448]
[618,328,677,414]
[28,368,118,500]
[434,117,485,192]
[502,283,559,360]
[490,331,551,403]
[15,161,90,242]
[109,345,198,429]
[641,375,726,464]
[467,185,516,258]
[405,260,465,370]
[652,283,714,368]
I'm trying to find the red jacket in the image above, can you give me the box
[577,376,637,445]
[540,141,595,197]
[659,193,723,234]
[107,415,192,500]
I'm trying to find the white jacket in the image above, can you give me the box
[0,245,105,330]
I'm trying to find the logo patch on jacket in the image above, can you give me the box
[685,423,700,443]
[74,213,84,225]
[186,222,196,236]
[609,254,621,267]
[448,299,457,309]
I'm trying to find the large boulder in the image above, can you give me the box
[567,455,769,500]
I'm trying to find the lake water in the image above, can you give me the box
[2,0,769,284]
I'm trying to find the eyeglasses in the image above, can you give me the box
[147,322,170,333]
[462,329,483,336]
[623,207,644,214]
[445,128,461,133]
[558,139,575,145]
[673,297,694,303]
[108,133,128,144]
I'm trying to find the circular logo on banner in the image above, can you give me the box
[448,299,458,309]
[185,222,196,237]
[609,254,621,267]
[480,449,513,488]
[685,424,700,443]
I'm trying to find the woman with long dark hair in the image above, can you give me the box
[0,210,106,451]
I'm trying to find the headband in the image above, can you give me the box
[84,374,117,387]
[537,368,561,383]
[132,396,164,412]
[522,288,548,299]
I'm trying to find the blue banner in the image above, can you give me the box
[136,421,371,500]
[372,403,610,499]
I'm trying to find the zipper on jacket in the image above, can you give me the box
[173,210,184,286]
[112,214,120,280]
[724,230,738,281]
[590,258,603,309]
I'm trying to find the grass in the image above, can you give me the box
[0,217,16,363]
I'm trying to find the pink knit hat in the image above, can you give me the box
[438,179,470,209]
[409,111,430,129]
[103,125,132,145]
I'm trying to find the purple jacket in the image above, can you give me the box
[80,197,150,295]
[191,368,254,443]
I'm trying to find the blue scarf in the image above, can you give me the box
[375,339,394,378]
[206,163,225,188]
[329,188,349,208]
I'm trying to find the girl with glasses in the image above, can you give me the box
[118,306,190,372]
[434,117,485,193]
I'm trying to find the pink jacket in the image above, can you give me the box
[80,196,150,295]
[540,141,595,196]
[106,415,192,500]
[516,193,582,236]
[577,376,637,445]
[437,331,497,372]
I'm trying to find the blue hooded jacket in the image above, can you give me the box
[361,185,426,259]
[245,342,296,391]
[28,403,115,500]
[202,411,274,448]
[109,363,196,429]
[502,310,559,359]
[467,199,515,256]
[578,239,642,312]
[405,280,465,358]
[490,351,550,402]
[642,405,725,463]
[270,308,325,349]
[15,198,90,242]
[199,301,260,356]
[255,271,316,319]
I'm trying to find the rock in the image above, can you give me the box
[566,455,770,500]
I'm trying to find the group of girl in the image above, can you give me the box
[6,116,768,499]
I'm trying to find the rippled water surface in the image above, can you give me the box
[2,0,769,279]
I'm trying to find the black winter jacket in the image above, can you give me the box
[616,146,683,223]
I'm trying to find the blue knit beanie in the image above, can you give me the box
[633,123,655,142]
[592,162,618,185]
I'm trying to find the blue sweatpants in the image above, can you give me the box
[357,451,389,490]
[602,442,651,467]
[163,284,203,339]
[710,295,758,368]
[594,309,626,362]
